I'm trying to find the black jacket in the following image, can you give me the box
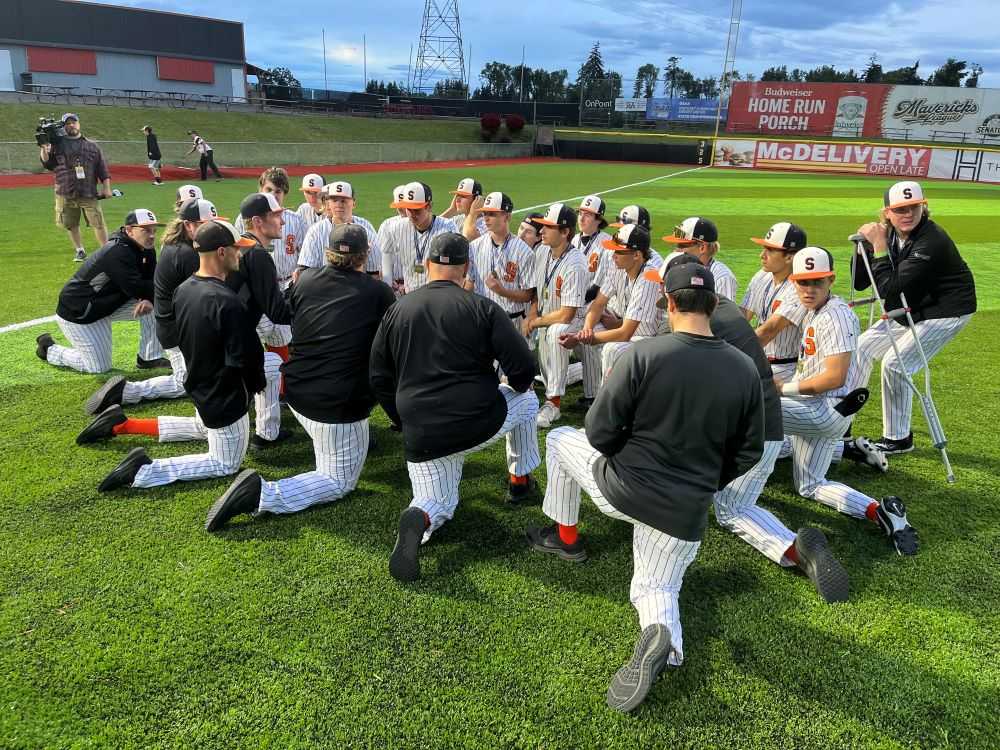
[851,216,976,324]
[154,238,200,349]
[225,238,292,328]
[146,133,161,160]
[56,230,155,324]
[370,280,536,461]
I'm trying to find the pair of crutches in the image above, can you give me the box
[847,233,955,483]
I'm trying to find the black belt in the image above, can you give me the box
[508,311,525,320]
[768,356,798,365]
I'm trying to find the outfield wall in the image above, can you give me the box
[714,136,1000,184]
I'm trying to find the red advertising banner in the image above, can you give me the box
[727,83,888,137]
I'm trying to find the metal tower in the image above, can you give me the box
[412,0,466,94]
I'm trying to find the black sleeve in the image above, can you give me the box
[719,370,765,488]
[850,250,872,292]
[40,150,58,171]
[247,250,292,324]
[489,303,535,392]
[221,302,266,394]
[585,347,639,456]
[369,314,401,426]
[105,245,155,301]
[871,233,948,310]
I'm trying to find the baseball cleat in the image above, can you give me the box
[536,401,561,429]
[73,248,86,262]
[794,527,849,603]
[389,506,428,582]
[86,376,127,415]
[525,524,588,562]
[506,475,539,506]
[205,470,262,532]
[97,447,151,492]
[136,355,171,370]
[250,429,292,450]
[872,433,914,455]
[76,404,126,444]
[606,624,673,713]
[36,333,56,361]
[842,437,889,472]
[874,496,919,555]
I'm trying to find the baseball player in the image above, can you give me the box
[371,233,540,582]
[610,204,652,232]
[297,181,381,278]
[523,203,593,429]
[379,181,468,294]
[185,130,223,181]
[295,173,326,229]
[776,247,918,555]
[574,194,613,293]
[852,181,977,454]
[376,184,408,293]
[37,208,166,375]
[90,220,264,493]
[558,224,664,385]
[84,198,223,415]
[470,192,536,331]
[442,177,487,239]
[663,217,738,300]
[205,224,397,531]
[174,184,203,213]
[525,261,764,712]
[518,213,545,250]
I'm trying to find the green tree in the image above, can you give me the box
[632,63,659,98]
[882,61,922,84]
[804,65,859,83]
[260,67,301,88]
[663,56,681,97]
[863,54,883,83]
[760,65,789,81]
[433,78,468,98]
[966,63,983,88]
[926,58,968,87]
[577,42,606,86]
[475,62,516,99]
[531,68,570,101]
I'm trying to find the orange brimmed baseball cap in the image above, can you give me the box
[124,208,164,227]
[534,202,577,229]
[393,181,432,209]
[389,184,407,208]
[789,246,835,280]
[300,173,325,193]
[178,198,227,222]
[481,191,513,213]
[609,204,651,230]
[602,223,650,253]
[664,216,718,245]
[323,181,354,199]
[884,181,926,210]
[751,222,807,252]
[643,251,700,282]
[450,177,482,197]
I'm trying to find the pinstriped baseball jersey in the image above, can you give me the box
[793,295,865,398]
[379,215,460,292]
[572,231,613,287]
[601,260,665,337]
[452,213,488,236]
[299,216,381,274]
[535,245,586,322]
[470,232,536,315]
[708,258,738,300]
[741,270,806,359]
[235,209,304,286]
[377,216,406,280]
[295,201,325,230]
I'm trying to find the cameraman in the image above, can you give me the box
[39,113,112,262]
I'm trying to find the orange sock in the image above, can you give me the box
[421,511,431,529]
[784,542,799,564]
[549,396,561,409]
[558,523,578,545]
[510,474,528,486]
[865,502,879,521]
[112,418,159,437]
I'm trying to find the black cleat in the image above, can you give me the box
[874,496,919,555]
[525,524,588,562]
[36,333,55,361]
[98,447,151,492]
[872,433,913,455]
[136,355,171,370]
[368,430,378,452]
[606,624,673,713]
[77,404,126,444]
[794,527,849,603]
[389,507,428,582]
[250,429,292,450]
[506,475,539,506]
[86,375,126,415]
[841,437,888,472]
[205,470,262,532]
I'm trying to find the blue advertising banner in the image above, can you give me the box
[646,98,727,122]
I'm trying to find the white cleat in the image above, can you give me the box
[536,400,561,429]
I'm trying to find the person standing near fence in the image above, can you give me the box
[185,130,223,181]
[142,126,162,186]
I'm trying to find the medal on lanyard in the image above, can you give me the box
[413,225,430,274]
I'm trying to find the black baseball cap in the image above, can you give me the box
[328,224,369,254]
[179,198,226,222]
[428,232,469,265]
[643,252,701,283]
[535,203,577,230]
[240,192,283,219]
[664,217,718,245]
[664,262,715,294]
[602,224,650,254]
[610,204,651,230]
[194,220,255,252]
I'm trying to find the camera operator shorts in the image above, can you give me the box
[148,159,162,169]
[55,194,105,232]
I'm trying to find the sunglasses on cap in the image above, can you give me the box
[671,225,704,243]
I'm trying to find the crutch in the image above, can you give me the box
[848,255,876,329]
[848,233,955,483]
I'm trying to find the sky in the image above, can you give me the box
[89,0,998,92]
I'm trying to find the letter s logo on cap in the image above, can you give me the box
[903,187,913,199]
[210,205,218,217]
[336,184,344,193]
[144,211,155,222]
[407,190,415,200]
[805,257,815,270]
[187,189,196,197]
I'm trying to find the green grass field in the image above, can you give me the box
[2,164,999,748]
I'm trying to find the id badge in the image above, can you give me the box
[543,289,550,304]
[74,165,86,180]
[412,263,425,274]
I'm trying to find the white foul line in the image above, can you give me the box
[0,165,708,336]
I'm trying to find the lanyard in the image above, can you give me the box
[413,218,435,263]
[761,277,788,322]
[541,247,572,311]
[578,233,599,256]
[490,234,512,277]
[622,262,649,310]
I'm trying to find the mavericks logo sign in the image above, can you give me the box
[892,98,979,125]
[977,114,1000,137]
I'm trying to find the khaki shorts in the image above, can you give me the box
[55,194,106,232]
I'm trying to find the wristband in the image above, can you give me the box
[781,382,801,396]
[873,245,890,259]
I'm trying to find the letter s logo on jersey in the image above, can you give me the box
[555,275,563,298]
[588,252,599,273]
[504,261,518,283]
[285,234,296,255]
[803,325,817,356]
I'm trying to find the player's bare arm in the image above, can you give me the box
[776,351,850,396]
[755,313,794,346]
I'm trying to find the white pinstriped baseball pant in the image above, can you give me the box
[408,385,541,542]
[257,315,293,348]
[599,337,651,388]
[780,397,873,519]
[858,314,971,440]
[542,427,700,666]
[132,414,250,488]
[47,302,163,374]
[713,440,797,566]
[770,362,798,383]
[538,323,601,399]
[257,409,368,514]
[121,346,187,405]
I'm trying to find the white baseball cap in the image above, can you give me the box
[323,181,354,199]
[751,222,807,252]
[300,173,325,192]
[664,216,718,244]
[451,177,482,197]
[178,198,226,222]
[884,181,926,210]
[176,184,203,202]
[125,208,163,227]
[790,246,835,281]
[392,181,432,209]
[481,191,513,213]
[391,184,406,205]
[578,194,606,216]
[610,204,651,229]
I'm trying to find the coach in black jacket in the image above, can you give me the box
[371,232,541,582]
[853,180,977,453]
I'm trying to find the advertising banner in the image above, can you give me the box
[929,148,1000,183]
[646,97,727,122]
[614,97,647,112]
[713,137,932,177]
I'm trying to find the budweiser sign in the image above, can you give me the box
[892,98,979,125]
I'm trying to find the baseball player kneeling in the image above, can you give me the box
[87,221,266,493]
[525,261,764,713]
[371,233,541,583]
[205,224,396,531]
[777,247,918,555]
[297,181,381,279]
[663,217,738,301]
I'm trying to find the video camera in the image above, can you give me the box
[35,116,66,147]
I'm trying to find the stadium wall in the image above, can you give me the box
[554,138,710,165]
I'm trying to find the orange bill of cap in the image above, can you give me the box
[234,235,256,248]
[662,235,699,245]
[394,199,428,209]
[642,268,664,283]
[750,236,786,250]
[789,269,834,281]
[886,197,927,210]
[602,238,628,251]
